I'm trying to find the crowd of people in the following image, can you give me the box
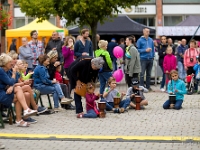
[0,27,200,133]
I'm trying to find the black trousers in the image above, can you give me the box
[74,93,83,114]
[125,73,139,87]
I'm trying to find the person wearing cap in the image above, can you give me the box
[107,38,118,71]
[47,50,75,109]
[67,56,104,115]
[126,78,148,109]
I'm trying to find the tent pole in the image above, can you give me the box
[188,25,200,44]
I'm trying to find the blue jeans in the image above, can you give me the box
[101,98,130,111]
[74,93,83,114]
[98,72,112,95]
[178,61,186,80]
[163,99,183,110]
[140,59,154,89]
[112,58,117,71]
[83,109,97,118]
[160,66,165,89]
[36,83,64,108]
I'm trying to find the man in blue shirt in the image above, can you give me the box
[107,38,118,71]
[137,28,154,91]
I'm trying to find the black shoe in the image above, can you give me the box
[65,104,75,110]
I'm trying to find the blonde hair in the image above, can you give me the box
[107,77,116,84]
[47,50,58,60]
[0,53,12,67]
[22,37,27,41]
[8,50,18,59]
[170,70,178,76]
[98,40,108,49]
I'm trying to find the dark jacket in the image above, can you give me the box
[45,39,64,62]
[9,43,17,52]
[47,63,57,80]
[107,42,118,61]
[74,40,93,58]
[68,56,99,89]
[177,44,188,63]
[158,43,168,67]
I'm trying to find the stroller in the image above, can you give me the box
[186,74,195,95]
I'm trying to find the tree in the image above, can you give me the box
[14,0,148,51]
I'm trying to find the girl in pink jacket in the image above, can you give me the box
[184,39,199,76]
[163,46,177,87]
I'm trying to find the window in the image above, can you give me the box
[28,18,34,23]
[163,0,200,3]
[131,17,155,26]
[144,0,156,3]
[14,18,25,28]
[164,16,182,26]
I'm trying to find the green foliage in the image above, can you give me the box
[14,0,148,49]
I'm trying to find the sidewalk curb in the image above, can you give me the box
[0,133,199,143]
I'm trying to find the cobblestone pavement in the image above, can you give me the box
[0,82,200,150]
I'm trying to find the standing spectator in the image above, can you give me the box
[9,38,17,52]
[131,35,137,48]
[95,40,112,95]
[19,37,33,73]
[137,28,154,91]
[177,39,188,80]
[28,30,43,69]
[74,29,93,59]
[167,38,175,54]
[124,36,141,87]
[163,47,177,90]
[62,36,75,74]
[45,31,64,63]
[118,38,126,72]
[67,56,104,114]
[42,37,46,50]
[107,38,118,71]
[158,36,168,92]
[184,39,199,92]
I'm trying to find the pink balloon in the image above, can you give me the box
[112,69,124,82]
[113,46,124,58]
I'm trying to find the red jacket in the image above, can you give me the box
[184,48,199,68]
[54,71,63,83]
[163,54,177,73]
[85,93,99,112]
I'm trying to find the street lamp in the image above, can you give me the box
[2,0,10,13]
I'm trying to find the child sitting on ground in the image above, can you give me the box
[101,77,130,113]
[163,70,187,110]
[126,78,148,109]
[77,82,100,118]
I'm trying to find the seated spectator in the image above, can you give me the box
[33,54,73,112]
[47,50,74,109]
[19,60,34,81]
[0,53,37,127]
[100,77,130,113]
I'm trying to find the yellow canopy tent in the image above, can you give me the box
[6,18,68,53]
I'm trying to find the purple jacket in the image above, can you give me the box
[62,46,74,69]
[163,54,177,73]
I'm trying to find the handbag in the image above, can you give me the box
[74,82,87,97]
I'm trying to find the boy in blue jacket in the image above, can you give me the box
[163,70,187,110]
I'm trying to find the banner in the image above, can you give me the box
[157,26,200,36]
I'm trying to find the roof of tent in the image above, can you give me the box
[69,15,155,35]
[176,15,200,26]
[6,18,68,37]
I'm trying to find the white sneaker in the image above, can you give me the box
[160,88,165,92]
[61,98,73,104]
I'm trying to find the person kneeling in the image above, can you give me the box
[163,70,187,110]
[77,82,100,118]
[101,77,130,113]
[126,78,148,109]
